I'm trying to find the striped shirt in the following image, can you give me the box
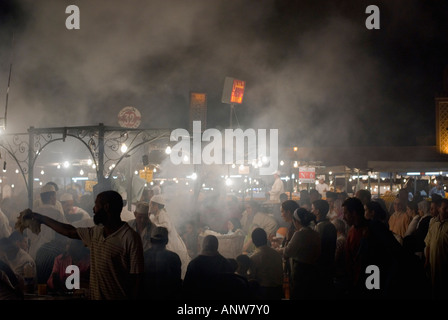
[77,223,144,300]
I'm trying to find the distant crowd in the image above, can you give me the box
[0,178,447,300]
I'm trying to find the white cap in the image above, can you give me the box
[40,184,56,194]
[60,193,74,202]
[150,194,166,206]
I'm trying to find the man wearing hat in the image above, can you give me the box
[59,193,92,226]
[316,175,329,199]
[127,201,155,252]
[149,194,191,279]
[28,184,67,260]
[142,226,182,299]
[33,182,64,215]
[267,171,285,203]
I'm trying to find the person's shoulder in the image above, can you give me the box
[122,222,140,236]
[303,227,321,240]
[166,249,181,261]
[265,245,282,256]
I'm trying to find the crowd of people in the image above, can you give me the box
[0,177,447,301]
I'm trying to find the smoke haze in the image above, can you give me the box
[0,0,447,149]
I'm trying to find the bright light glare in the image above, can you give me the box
[165,146,172,154]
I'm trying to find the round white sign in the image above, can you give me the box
[118,106,141,128]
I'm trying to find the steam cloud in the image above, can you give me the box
[0,0,445,148]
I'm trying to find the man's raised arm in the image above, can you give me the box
[26,209,80,239]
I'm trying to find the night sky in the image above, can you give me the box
[0,0,447,149]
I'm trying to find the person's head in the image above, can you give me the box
[149,195,165,215]
[355,189,371,205]
[273,170,281,179]
[40,184,57,205]
[60,192,75,214]
[201,235,219,256]
[373,198,388,214]
[93,190,123,225]
[134,201,150,226]
[440,198,448,220]
[406,200,419,218]
[332,218,347,237]
[292,207,316,229]
[66,188,80,205]
[311,199,330,221]
[279,193,288,203]
[0,237,18,259]
[309,189,321,202]
[236,254,251,275]
[342,197,366,227]
[245,200,260,216]
[338,192,348,201]
[150,226,169,246]
[152,184,161,195]
[326,191,337,208]
[430,200,441,217]
[251,227,267,247]
[8,230,28,252]
[393,197,406,213]
[46,181,59,192]
[281,200,299,223]
[365,200,387,222]
[299,189,310,200]
[417,199,430,217]
[227,218,241,232]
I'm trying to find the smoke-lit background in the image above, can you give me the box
[0,0,447,148]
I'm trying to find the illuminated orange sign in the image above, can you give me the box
[230,79,245,104]
[221,77,246,105]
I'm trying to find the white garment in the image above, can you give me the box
[28,204,67,260]
[65,206,92,222]
[270,177,285,202]
[150,208,191,279]
[315,182,329,198]
[0,209,12,239]
[6,248,37,283]
[72,218,95,227]
[120,204,135,222]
